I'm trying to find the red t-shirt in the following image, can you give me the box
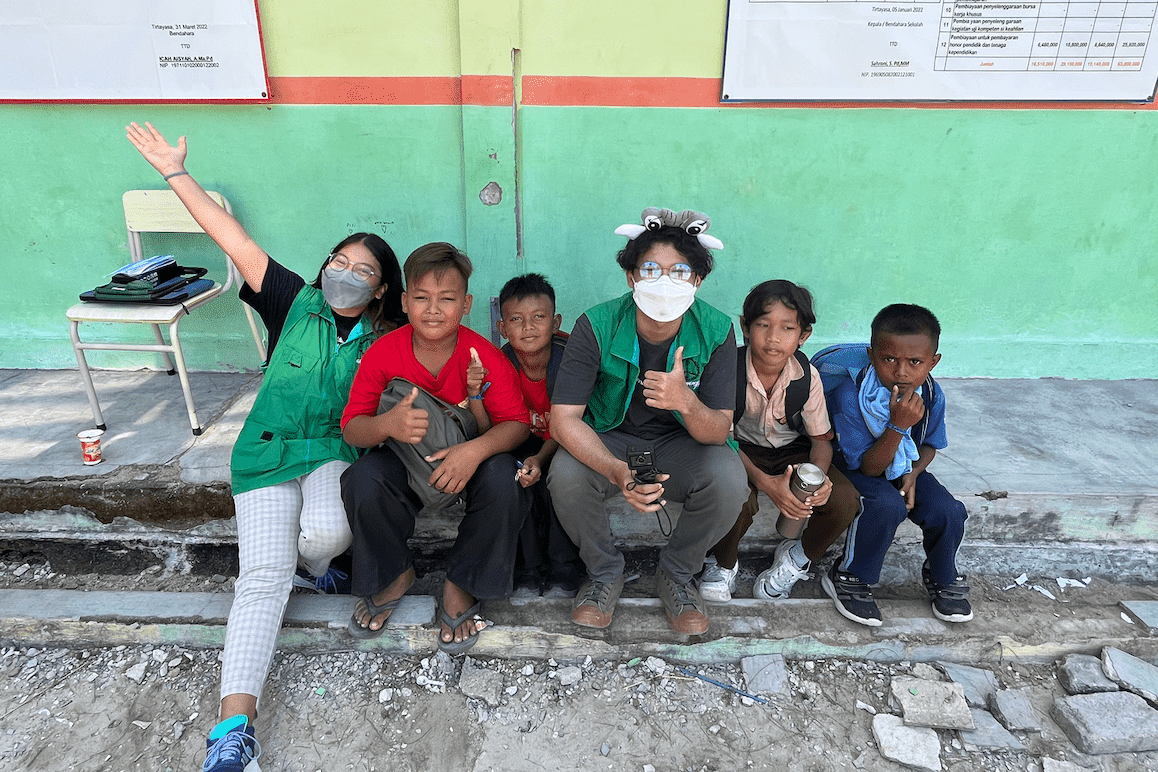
[517,369,552,440]
[341,324,529,429]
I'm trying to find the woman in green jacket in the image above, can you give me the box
[128,121,405,772]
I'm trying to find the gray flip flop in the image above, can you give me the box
[438,601,482,655]
[348,595,403,639]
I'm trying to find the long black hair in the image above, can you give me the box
[312,232,406,334]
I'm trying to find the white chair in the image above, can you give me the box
[66,190,267,435]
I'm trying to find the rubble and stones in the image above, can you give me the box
[937,660,999,707]
[1052,690,1158,754]
[1101,646,1158,706]
[1057,653,1120,695]
[991,687,1048,733]
[958,707,1027,751]
[871,713,942,771]
[891,676,973,729]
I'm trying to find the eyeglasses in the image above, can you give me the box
[327,253,378,282]
[637,261,694,283]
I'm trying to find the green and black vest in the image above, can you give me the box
[230,286,375,495]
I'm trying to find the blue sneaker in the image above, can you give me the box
[293,566,351,595]
[202,724,261,772]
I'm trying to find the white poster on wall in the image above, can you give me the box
[0,1,268,101]
[722,0,1158,101]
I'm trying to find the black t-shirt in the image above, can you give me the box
[554,313,737,440]
[240,257,361,361]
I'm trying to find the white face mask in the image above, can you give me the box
[321,266,376,310]
[632,276,697,323]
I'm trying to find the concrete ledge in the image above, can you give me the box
[1,589,1154,666]
[4,509,1154,582]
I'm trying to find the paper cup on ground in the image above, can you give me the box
[77,429,105,465]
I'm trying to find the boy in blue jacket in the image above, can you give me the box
[824,304,971,627]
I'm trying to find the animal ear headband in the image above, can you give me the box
[614,207,724,251]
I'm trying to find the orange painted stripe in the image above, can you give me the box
[269,76,461,105]
[268,75,512,106]
[267,75,1155,109]
[521,76,723,107]
[521,75,1157,110]
[463,75,513,106]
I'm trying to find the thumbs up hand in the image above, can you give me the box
[466,347,489,400]
[386,386,429,444]
[641,345,693,413]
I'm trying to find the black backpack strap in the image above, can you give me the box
[501,333,568,400]
[783,349,812,435]
[500,341,520,370]
[734,346,811,434]
[734,345,748,426]
[545,331,567,400]
[914,375,935,446]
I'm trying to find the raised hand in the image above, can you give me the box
[387,386,429,444]
[466,347,488,399]
[641,345,692,413]
[125,122,187,177]
[888,385,925,431]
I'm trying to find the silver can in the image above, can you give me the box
[777,463,825,539]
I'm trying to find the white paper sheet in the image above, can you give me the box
[0,1,268,101]
[723,0,1158,101]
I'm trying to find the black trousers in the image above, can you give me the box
[341,445,530,600]
[512,437,584,591]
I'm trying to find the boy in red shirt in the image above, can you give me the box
[340,243,531,654]
[497,274,584,598]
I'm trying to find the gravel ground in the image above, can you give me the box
[0,642,1154,772]
[0,553,1157,771]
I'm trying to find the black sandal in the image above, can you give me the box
[348,595,403,639]
[437,601,482,654]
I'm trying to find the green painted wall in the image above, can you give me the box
[1,0,1155,379]
[518,107,1158,378]
[0,105,512,371]
[4,103,1156,378]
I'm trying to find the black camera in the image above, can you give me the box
[626,446,660,484]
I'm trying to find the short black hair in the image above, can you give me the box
[871,303,941,348]
[742,280,816,329]
[499,273,556,313]
[615,225,714,279]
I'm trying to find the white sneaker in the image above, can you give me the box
[697,556,739,604]
[754,539,811,600]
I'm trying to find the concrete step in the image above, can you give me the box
[3,507,1155,585]
[2,588,1155,667]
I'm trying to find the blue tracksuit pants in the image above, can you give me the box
[832,458,967,586]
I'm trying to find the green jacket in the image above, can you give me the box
[583,291,736,435]
[230,286,375,495]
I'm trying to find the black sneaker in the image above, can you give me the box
[821,564,883,627]
[922,563,973,622]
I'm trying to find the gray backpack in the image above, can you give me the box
[377,377,480,509]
